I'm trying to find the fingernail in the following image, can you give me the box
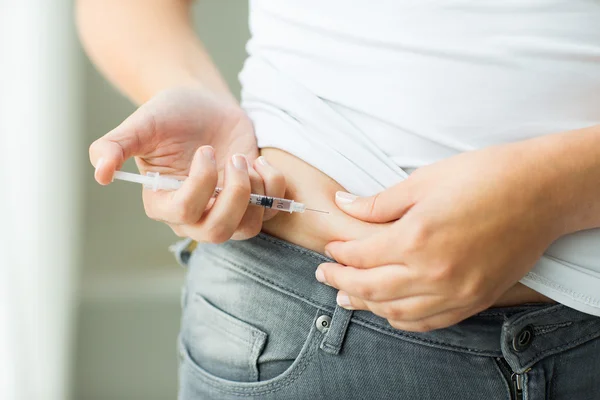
[257,156,269,166]
[335,191,357,204]
[315,268,326,283]
[324,250,333,259]
[337,292,353,309]
[95,158,105,180]
[232,154,247,170]
[201,146,215,164]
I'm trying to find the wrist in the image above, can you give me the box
[137,70,238,107]
[513,126,600,237]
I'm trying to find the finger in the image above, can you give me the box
[89,108,157,185]
[230,160,265,240]
[388,307,473,332]
[324,231,404,269]
[197,154,251,243]
[316,263,419,301]
[336,291,466,331]
[347,295,450,322]
[253,156,286,221]
[142,146,218,224]
[334,179,415,223]
[336,291,370,311]
[168,223,188,238]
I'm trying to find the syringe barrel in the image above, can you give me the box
[248,194,294,212]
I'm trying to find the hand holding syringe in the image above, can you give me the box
[113,171,329,214]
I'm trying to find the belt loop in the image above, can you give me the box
[168,237,197,267]
[320,305,353,355]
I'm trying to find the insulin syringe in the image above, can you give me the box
[113,171,328,214]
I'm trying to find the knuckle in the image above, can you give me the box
[267,172,286,189]
[355,284,376,301]
[169,225,186,238]
[204,224,231,244]
[233,222,262,240]
[172,200,199,224]
[456,275,485,305]
[388,320,405,331]
[354,253,369,268]
[403,217,431,254]
[143,201,160,221]
[340,249,365,268]
[430,262,456,283]
[382,304,403,321]
[194,168,217,184]
[412,322,435,333]
[245,221,263,238]
[228,182,250,197]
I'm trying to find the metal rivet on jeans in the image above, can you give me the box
[180,251,191,265]
[316,315,332,333]
[512,325,534,352]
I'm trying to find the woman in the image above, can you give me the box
[78,0,600,399]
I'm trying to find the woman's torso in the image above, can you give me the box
[247,0,600,308]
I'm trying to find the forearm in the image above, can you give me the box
[514,124,600,237]
[76,0,234,105]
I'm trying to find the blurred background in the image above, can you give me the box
[0,1,249,399]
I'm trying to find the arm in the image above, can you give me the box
[78,0,286,244]
[76,0,234,104]
[525,124,600,236]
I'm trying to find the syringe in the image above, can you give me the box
[112,171,329,214]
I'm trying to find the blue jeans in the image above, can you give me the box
[174,233,600,400]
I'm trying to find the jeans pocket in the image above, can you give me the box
[181,293,267,382]
[179,303,322,397]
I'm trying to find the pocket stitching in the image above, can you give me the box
[192,293,267,346]
[187,294,267,382]
[257,233,331,262]
[179,311,322,396]
[200,247,336,314]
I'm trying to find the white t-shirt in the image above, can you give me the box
[239,0,600,315]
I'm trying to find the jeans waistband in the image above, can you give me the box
[181,233,600,372]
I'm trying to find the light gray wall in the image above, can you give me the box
[75,2,250,399]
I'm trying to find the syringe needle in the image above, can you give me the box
[305,208,329,214]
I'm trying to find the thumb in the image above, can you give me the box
[89,108,157,185]
[335,181,414,223]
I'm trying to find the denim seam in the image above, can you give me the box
[257,234,331,262]
[193,294,263,345]
[249,331,264,382]
[550,354,561,400]
[200,239,522,356]
[202,322,255,346]
[212,250,502,355]
[321,308,352,354]
[184,343,316,396]
[180,313,322,396]
[533,321,573,336]
[208,248,507,355]
[351,316,500,356]
[520,328,600,367]
[491,358,513,400]
[508,305,564,328]
[208,248,336,313]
